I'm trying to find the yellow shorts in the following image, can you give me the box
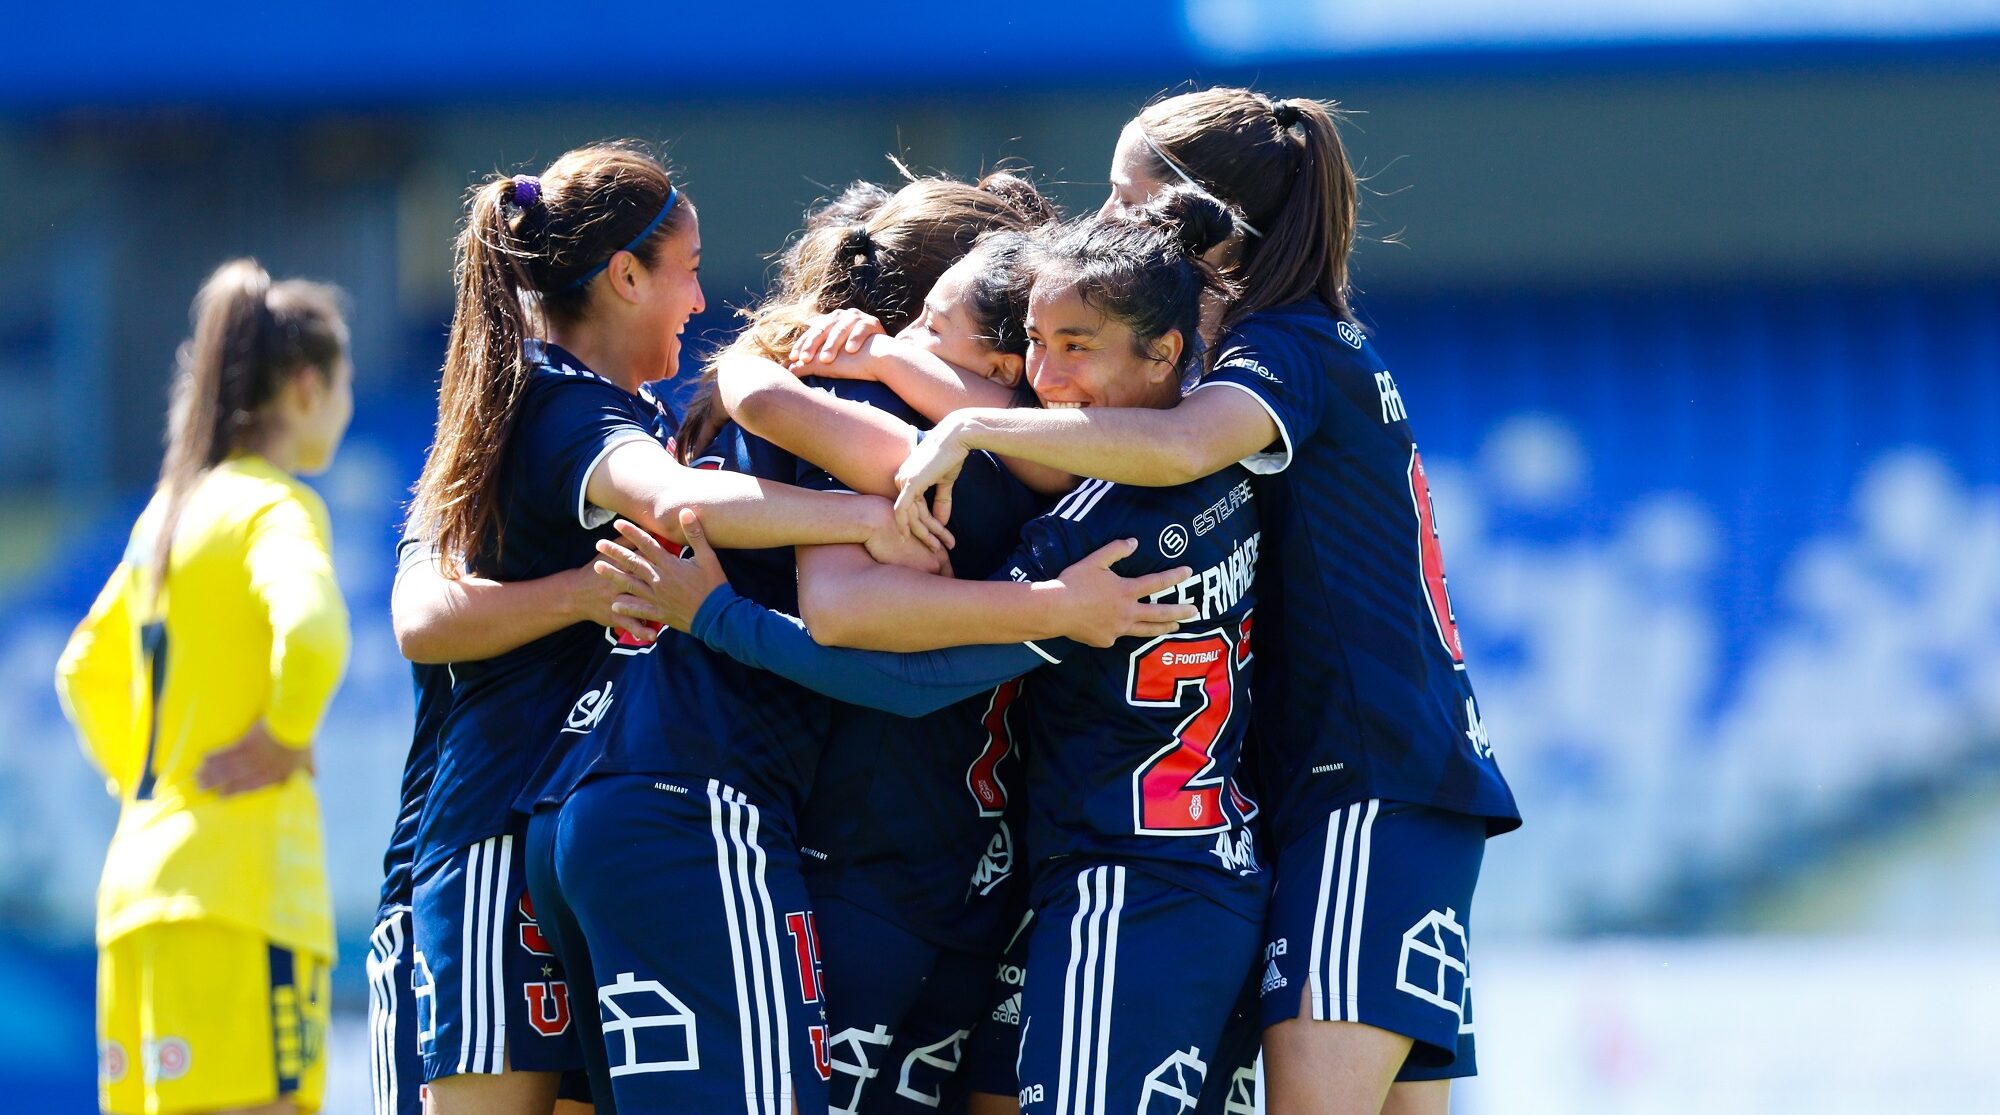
[98,921,330,1115]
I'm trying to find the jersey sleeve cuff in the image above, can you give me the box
[1191,379,1294,475]
[1023,640,1063,665]
[577,431,655,528]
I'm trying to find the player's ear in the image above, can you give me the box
[1146,330,1185,384]
[988,351,1024,388]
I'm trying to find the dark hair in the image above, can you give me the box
[958,231,1038,357]
[1133,88,1357,329]
[411,141,687,568]
[150,258,347,598]
[678,170,1056,457]
[1029,185,1236,378]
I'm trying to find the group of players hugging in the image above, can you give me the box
[362,85,1521,1115]
[370,86,1521,1115]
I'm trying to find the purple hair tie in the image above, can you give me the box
[510,174,542,208]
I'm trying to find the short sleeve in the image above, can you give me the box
[512,376,655,529]
[1194,321,1325,475]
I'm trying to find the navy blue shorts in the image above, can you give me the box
[526,774,833,1114]
[959,909,1032,1101]
[365,906,422,1115]
[814,895,1003,1113]
[1016,864,1261,1114]
[409,831,585,1083]
[1258,800,1486,1079]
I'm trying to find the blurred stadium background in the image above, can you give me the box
[4,3,1999,1111]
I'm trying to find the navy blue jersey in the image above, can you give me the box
[792,378,1048,950]
[379,535,444,916]
[412,342,663,874]
[1000,470,1266,920]
[1196,300,1520,846]
[524,417,833,819]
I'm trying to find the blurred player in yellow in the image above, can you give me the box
[55,258,354,1115]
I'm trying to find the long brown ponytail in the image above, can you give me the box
[409,141,685,571]
[150,259,346,602]
[1133,88,1359,331]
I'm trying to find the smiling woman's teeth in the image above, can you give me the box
[1045,401,1086,409]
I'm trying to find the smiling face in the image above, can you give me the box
[1023,281,1182,411]
[1100,122,1170,220]
[641,206,705,378]
[896,255,1024,388]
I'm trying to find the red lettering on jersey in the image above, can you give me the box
[809,1024,832,1080]
[1235,614,1254,667]
[518,892,554,956]
[1408,448,1464,667]
[967,679,1022,817]
[523,982,572,1036]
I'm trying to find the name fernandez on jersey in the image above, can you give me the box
[1141,531,1259,623]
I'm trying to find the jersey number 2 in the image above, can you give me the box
[1125,625,1242,835]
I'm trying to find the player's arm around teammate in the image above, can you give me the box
[57,259,353,1115]
[895,91,1523,1115]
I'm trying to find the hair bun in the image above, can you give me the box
[977,171,1059,227]
[1138,184,1236,259]
[1271,100,1304,129]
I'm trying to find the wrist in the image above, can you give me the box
[855,495,897,543]
[1025,578,1072,642]
[557,566,602,624]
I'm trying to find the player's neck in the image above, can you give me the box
[547,322,651,393]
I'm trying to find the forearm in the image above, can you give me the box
[951,402,1236,488]
[632,471,887,550]
[265,585,350,745]
[870,345,1017,423]
[800,556,1069,651]
[392,566,593,665]
[694,586,1038,716]
[719,356,917,496]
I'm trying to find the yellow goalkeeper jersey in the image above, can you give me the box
[55,454,349,955]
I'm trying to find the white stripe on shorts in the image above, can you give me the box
[489,834,514,1074]
[1307,802,1380,1022]
[712,780,785,1114]
[369,908,409,1115]
[1055,866,1125,1115]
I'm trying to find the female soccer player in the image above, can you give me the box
[708,221,1067,1112]
[891,88,1524,1115]
[399,141,958,1115]
[367,540,652,1115]
[519,172,1192,1115]
[598,189,1267,1115]
[56,259,353,1115]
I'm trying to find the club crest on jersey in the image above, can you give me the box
[562,681,614,734]
[1337,320,1365,349]
[1158,523,1190,559]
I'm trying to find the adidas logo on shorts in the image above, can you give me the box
[1261,959,1287,995]
[991,991,1022,1025]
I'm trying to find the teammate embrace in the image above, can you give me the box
[368,86,1520,1115]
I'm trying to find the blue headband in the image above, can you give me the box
[560,185,681,293]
